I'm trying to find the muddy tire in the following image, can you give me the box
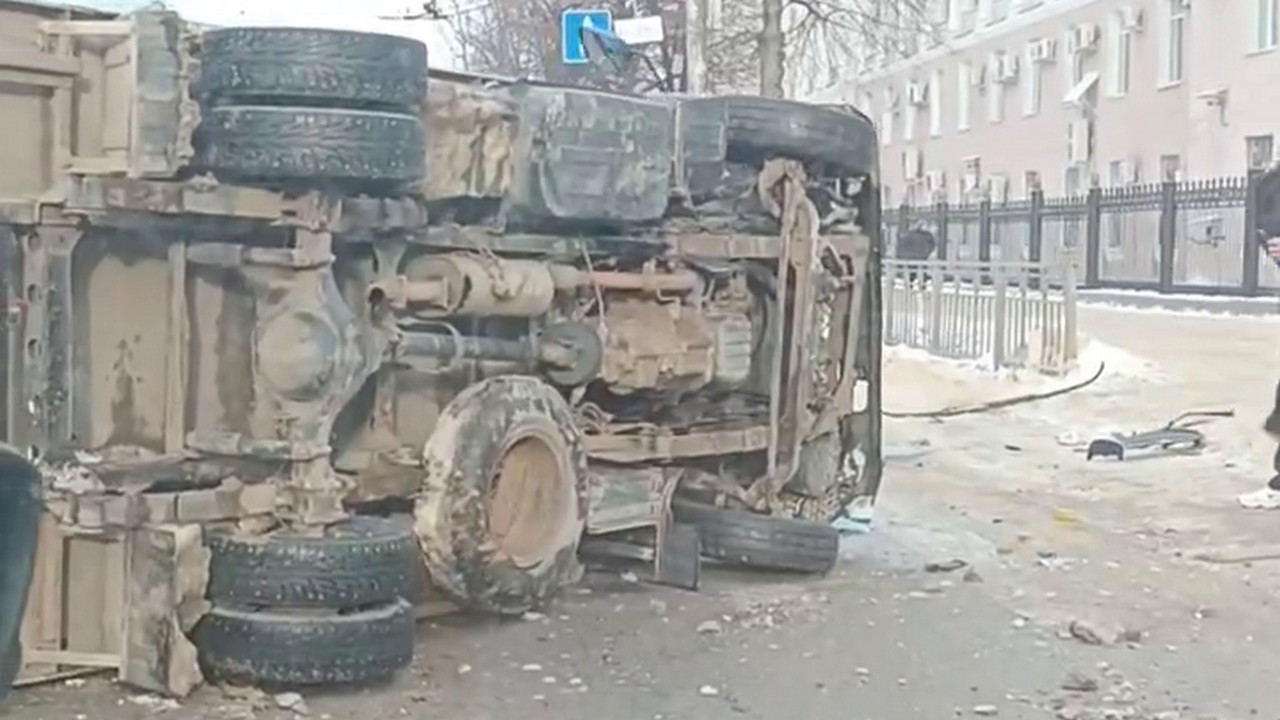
[205,517,417,609]
[193,106,425,188]
[0,445,39,701]
[673,501,840,574]
[0,638,18,701]
[699,96,875,177]
[194,600,413,685]
[414,376,587,615]
[197,28,428,112]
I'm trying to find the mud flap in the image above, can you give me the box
[0,446,40,700]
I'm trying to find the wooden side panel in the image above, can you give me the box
[18,519,126,681]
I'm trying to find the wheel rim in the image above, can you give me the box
[487,425,575,569]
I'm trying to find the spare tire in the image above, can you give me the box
[194,600,414,685]
[205,516,417,609]
[673,501,839,574]
[414,376,587,615]
[0,445,39,701]
[197,28,428,112]
[194,105,425,188]
[690,96,875,177]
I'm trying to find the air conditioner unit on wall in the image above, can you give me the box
[907,81,929,106]
[970,64,987,88]
[1070,23,1100,53]
[1121,6,1145,31]
[998,54,1020,83]
[925,170,947,194]
[1028,38,1057,63]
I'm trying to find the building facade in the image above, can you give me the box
[811,0,1280,206]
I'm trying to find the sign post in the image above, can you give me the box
[561,8,613,65]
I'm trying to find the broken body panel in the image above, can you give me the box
[0,1,883,697]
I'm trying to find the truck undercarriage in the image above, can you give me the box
[0,4,881,697]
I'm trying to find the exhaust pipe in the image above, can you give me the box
[0,444,39,701]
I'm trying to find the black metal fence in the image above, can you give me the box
[884,176,1280,296]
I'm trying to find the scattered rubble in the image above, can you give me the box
[925,559,968,573]
[1065,619,1140,647]
[273,692,308,715]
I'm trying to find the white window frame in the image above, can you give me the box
[904,82,918,141]
[929,69,944,137]
[1061,31,1083,89]
[986,54,1005,123]
[1108,12,1132,96]
[1160,0,1186,87]
[880,88,895,145]
[988,0,1010,24]
[958,62,972,131]
[1252,0,1279,52]
[1023,46,1042,116]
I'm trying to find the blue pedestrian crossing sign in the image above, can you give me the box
[561,9,613,65]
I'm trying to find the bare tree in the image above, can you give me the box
[443,0,940,98]
[699,0,941,97]
[444,0,686,91]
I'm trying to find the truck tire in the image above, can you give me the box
[194,106,425,188]
[707,96,876,177]
[206,517,417,609]
[414,376,587,615]
[0,639,18,701]
[667,95,727,201]
[197,28,428,112]
[673,501,840,574]
[0,445,39,701]
[195,600,413,685]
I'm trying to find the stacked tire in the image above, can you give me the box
[673,95,877,206]
[192,28,429,193]
[194,517,418,686]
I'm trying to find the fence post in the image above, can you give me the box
[978,193,993,263]
[935,200,950,260]
[1028,188,1044,264]
[1158,180,1177,292]
[1062,260,1079,365]
[1084,187,1102,288]
[1244,172,1262,295]
[991,264,1007,368]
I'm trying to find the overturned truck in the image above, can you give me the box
[0,3,882,697]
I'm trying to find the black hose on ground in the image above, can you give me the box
[883,362,1107,419]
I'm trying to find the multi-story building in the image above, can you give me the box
[811,0,1280,206]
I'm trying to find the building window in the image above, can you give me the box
[958,62,972,131]
[904,83,918,141]
[1023,47,1042,116]
[1160,153,1182,180]
[991,0,1010,23]
[1108,12,1132,96]
[987,54,1004,123]
[1247,135,1275,170]
[880,88,895,145]
[1024,170,1041,197]
[1062,31,1084,90]
[1161,0,1186,86]
[929,69,944,137]
[1253,0,1278,51]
